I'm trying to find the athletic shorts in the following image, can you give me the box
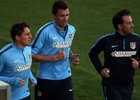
[103,85,134,100]
[20,95,31,100]
[35,76,73,100]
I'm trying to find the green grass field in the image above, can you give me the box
[1,0,140,100]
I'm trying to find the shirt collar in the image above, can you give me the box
[116,31,133,37]
[12,42,24,51]
[53,21,68,33]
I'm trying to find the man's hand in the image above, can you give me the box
[56,48,66,61]
[29,78,36,87]
[100,68,110,78]
[70,54,80,66]
[19,78,25,88]
[131,58,139,69]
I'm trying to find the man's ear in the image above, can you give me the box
[52,13,56,19]
[15,35,20,41]
[118,24,122,29]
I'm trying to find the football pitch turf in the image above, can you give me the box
[0,0,140,100]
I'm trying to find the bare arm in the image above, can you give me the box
[69,50,74,59]
[69,49,80,66]
[32,48,65,62]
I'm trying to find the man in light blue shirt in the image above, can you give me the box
[31,1,80,100]
[0,22,37,100]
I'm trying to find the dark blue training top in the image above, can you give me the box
[89,32,140,87]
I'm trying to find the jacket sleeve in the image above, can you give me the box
[31,29,48,55]
[88,37,105,74]
[0,76,21,87]
[0,55,20,86]
[29,71,37,85]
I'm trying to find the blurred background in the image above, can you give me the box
[0,0,140,99]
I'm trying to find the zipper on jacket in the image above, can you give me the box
[123,37,126,50]
[22,50,26,62]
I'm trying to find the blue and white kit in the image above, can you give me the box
[31,21,76,80]
[0,42,37,100]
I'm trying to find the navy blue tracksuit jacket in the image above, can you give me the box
[89,32,140,87]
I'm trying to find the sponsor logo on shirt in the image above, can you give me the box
[111,45,118,48]
[14,62,31,72]
[53,37,58,39]
[111,51,137,57]
[14,59,20,63]
[53,42,72,48]
[69,88,73,92]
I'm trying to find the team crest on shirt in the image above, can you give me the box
[69,34,73,40]
[130,42,136,50]
[37,91,42,97]
[28,54,32,61]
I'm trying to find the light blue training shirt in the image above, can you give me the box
[0,42,37,100]
[31,21,76,80]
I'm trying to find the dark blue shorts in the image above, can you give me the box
[20,95,31,100]
[103,85,134,100]
[35,77,73,100]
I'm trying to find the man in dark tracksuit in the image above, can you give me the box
[89,9,140,100]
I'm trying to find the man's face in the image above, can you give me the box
[18,27,32,47]
[121,15,134,35]
[53,8,69,30]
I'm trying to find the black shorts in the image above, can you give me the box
[20,95,31,100]
[103,85,134,100]
[35,77,73,100]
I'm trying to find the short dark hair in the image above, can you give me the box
[10,22,30,41]
[52,0,69,15]
[112,9,130,30]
